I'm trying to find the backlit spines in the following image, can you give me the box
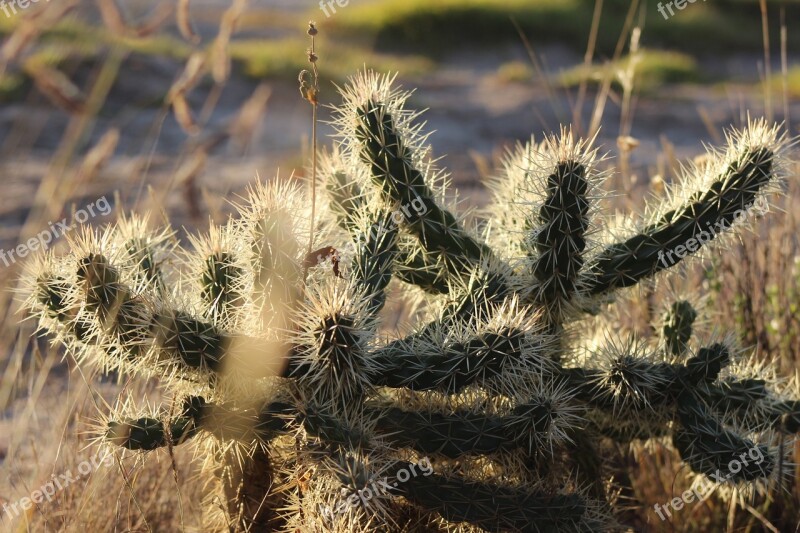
[584,120,787,296]
[112,213,174,294]
[236,180,306,330]
[185,223,252,328]
[17,69,798,532]
[486,129,605,322]
[336,71,499,298]
[674,391,775,482]
[348,209,399,315]
[291,277,380,407]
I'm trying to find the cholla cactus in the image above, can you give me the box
[22,70,800,532]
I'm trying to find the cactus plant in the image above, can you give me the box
[22,70,799,532]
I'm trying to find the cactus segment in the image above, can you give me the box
[353,99,497,283]
[151,311,228,371]
[529,160,590,307]
[397,471,591,532]
[663,300,698,357]
[200,251,246,321]
[587,145,776,294]
[674,391,774,482]
[350,211,399,314]
[370,327,529,392]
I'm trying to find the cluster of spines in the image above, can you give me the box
[334,71,507,314]
[486,129,605,325]
[20,69,799,532]
[585,120,787,295]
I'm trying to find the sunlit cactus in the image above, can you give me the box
[21,69,799,532]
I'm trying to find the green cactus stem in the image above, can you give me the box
[397,469,591,532]
[586,146,775,294]
[353,100,498,283]
[528,160,590,308]
[663,300,698,357]
[674,391,774,482]
[370,327,531,392]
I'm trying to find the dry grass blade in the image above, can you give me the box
[211,0,248,85]
[0,0,76,74]
[175,145,211,183]
[759,0,773,123]
[167,52,208,136]
[175,148,209,220]
[572,0,603,135]
[172,94,199,136]
[76,128,120,186]
[0,21,39,65]
[131,3,173,38]
[229,83,272,152]
[170,52,207,98]
[780,8,790,132]
[94,0,128,36]
[177,0,200,44]
[25,64,87,114]
[95,0,172,38]
[588,0,640,138]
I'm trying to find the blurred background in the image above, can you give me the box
[0,0,799,531]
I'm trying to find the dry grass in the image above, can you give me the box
[0,1,798,532]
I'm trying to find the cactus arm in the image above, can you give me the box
[701,378,800,433]
[528,159,590,313]
[371,407,509,457]
[674,391,774,482]
[586,146,775,294]
[105,416,198,451]
[199,251,245,322]
[396,470,589,533]
[662,300,698,358]
[394,247,449,294]
[555,343,730,410]
[370,327,530,392]
[326,168,367,234]
[353,100,500,283]
[150,310,231,371]
[78,253,129,321]
[368,402,557,458]
[105,399,297,450]
[350,212,399,314]
[287,323,541,395]
[324,159,450,295]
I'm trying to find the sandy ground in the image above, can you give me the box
[1,43,795,238]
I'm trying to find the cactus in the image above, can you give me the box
[21,70,799,532]
[662,299,698,357]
